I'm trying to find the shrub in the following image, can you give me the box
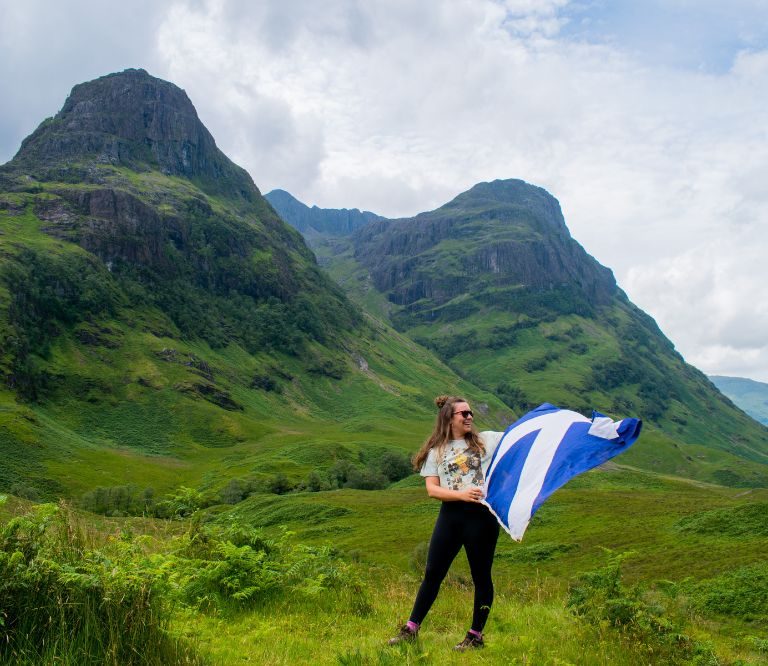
[674,503,768,538]
[79,484,156,516]
[568,550,719,664]
[0,500,198,665]
[377,452,413,482]
[9,482,41,502]
[305,470,333,492]
[686,563,768,619]
[267,473,295,495]
[495,541,577,563]
[344,467,388,490]
[219,478,247,504]
[155,486,208,518]
[496,381,528,411]
[172,521,357,611]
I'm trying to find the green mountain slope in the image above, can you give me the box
[274,182,768,487]
[710,375,768,426]
[0,70,511,500]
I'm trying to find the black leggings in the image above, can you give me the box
[409,501,500,632]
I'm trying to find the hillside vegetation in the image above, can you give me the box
[0,70,509,503]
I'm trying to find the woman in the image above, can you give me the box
[388,395,504,651]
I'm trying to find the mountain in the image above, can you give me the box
[0,69,359,396]
[710,375,768,426]
[274,183,768,487]
[0,69,511,500]
[265,189,383,240]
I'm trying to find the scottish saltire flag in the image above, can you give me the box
[482,403,641,540]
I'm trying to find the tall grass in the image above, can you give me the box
[0,496,199,665]
[0,496,367,664]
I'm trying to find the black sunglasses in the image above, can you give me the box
[453,410,473,418]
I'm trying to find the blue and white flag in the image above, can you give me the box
[482,403,641,540]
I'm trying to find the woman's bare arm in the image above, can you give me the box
[424,476,483,503]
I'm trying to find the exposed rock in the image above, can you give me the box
[352,179,616,312]
[11,69,257,201]
[155,349,214,380]
[74,326,122,349]
[174,380,242,411]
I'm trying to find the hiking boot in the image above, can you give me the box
[453,632,484,651]
[388,624,418,645]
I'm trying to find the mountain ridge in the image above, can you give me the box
[265,188,384,239]
[351,178,617,310]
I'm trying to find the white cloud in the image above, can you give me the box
[1,0,768,380]
[626,237,768,379]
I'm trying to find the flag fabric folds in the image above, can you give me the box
[482,403,642,541]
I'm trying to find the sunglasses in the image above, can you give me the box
[453,410,473,418]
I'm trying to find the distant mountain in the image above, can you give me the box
[276,184,768,487]
[710,376,768,425]
[265,189,383,240]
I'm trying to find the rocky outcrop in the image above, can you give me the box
[352,179,616,311]
[9,69,256,200]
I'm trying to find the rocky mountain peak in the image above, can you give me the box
[444,178,570,237]
[8,69,255,199]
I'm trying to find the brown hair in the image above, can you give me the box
[412,395,484,472]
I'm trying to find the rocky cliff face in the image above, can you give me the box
[266,188,383,239]
[9,69,255,200]
[353,179,616,313]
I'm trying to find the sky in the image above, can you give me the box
[1,0,768,382]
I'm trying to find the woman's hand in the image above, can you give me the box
[457,486,484,503]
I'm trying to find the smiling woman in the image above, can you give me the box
[388,395,504,652]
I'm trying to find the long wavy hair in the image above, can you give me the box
[412,395,484,472]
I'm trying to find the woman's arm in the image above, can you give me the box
[424,476,483,503]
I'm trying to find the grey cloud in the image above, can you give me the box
[0,0,167,164]
[210,0,376,52]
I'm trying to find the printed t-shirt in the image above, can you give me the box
[420,431,504,491]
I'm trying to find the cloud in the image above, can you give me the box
[626,237,768,379]
[0,0,165,161]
